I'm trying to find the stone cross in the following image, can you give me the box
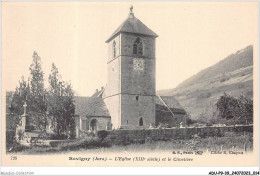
[23,102,27,116]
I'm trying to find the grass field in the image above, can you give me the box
[9,132,253,154]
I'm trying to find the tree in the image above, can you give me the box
[237,95,253,123]
[11,76,30,116]
[216,93,253,124]
[29,51,47,131]
[47,63,75,138]
[10,52,75,137]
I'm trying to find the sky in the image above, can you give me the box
[2,2,258,96]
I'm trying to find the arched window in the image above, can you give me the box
[113,41,116,58]
[139,117,143,126]
[133,37,143,56]
[90,119,97,131]
[137,42,143,55]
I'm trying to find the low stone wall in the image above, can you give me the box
[98,125,253,145]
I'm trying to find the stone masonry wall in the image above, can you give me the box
[98,125,253,145]
[121,94,155,128]
[120,33,155,95]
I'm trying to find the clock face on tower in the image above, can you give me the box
[133,58,144,71]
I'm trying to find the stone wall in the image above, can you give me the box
[98,125,253,145]
[121,94,155,129]
[120,33,155,96]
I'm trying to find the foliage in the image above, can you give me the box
[28,51,48,131]
[6,131,16,150]
[6,130,29,153]
[186,115,197,126]
[11,76,30,116]
[10,52,75,138]
[97,130,109,140]
[216,93,253,124]
[47,63,75,138]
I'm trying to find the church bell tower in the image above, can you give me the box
[103,6,158,129]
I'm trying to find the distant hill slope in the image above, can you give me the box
[157,45,253,120]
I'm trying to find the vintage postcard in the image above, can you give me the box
[1,1,259,171]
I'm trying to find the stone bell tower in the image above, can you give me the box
[103,6,158,129]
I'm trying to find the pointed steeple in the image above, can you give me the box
[106,6,158,43]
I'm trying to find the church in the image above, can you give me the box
[74,6,187,138]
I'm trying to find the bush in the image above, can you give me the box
[6,131,30,153]
[97,130,109,140]
[187,118,197,126]
[216,93,253,125]
[6,131,16,150]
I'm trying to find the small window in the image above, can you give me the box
[139,117,143,126]
[133,43,137,54]
[136,96,139,100]
[113,41,116,58]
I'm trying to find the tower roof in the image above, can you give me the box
[106,6,158,43]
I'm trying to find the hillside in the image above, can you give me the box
[157,45,253,120]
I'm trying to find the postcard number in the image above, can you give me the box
[11,156,17,160]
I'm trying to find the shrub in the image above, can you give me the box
[216,93,253,125]
[6,131,30,153]
[97,130,109,140]
[187,118,197,126]
[6,131,16,150]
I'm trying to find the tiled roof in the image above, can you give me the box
[106,13,158,43]
[74,96,110,117]
[155,96,186,114]
[156,96,183,109]
[74,95,185,117]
